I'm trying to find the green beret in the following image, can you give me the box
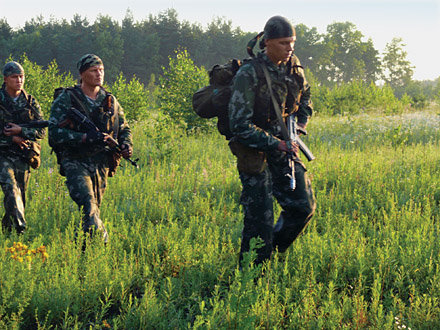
[77,54,103,73]
[263,16,296,40]
[3,61,24,77]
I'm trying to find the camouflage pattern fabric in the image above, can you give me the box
[77,54,103,73]
[229,52,315,265]
[0,88,45,233]
[229,53,286,151]
[49,85,132,242]
[0,153,29,233]
[62,155,108,242]
[239,152,315,264]
[2,61,24,77]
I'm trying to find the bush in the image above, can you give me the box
[313,80,411,115]
[110,73,152,121]
[158,49,212,131]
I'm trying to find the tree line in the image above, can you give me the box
[0,8,438,105]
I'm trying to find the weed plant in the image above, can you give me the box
[1,107,440,329]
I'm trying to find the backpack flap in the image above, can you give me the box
[192,85,219,118]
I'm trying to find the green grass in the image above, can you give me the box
[1,108,440,329]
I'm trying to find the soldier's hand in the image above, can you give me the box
[3,123,22,136]
[12,136,30,149]
[277,140,299,154]
[121,144,133,159]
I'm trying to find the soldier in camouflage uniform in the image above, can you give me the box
[229,16,316,265]
[48,54,133,243]
[0,61,45,234]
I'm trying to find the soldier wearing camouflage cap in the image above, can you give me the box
[228,16,315,266]
[49,54,133,245]
[0,61,45,234]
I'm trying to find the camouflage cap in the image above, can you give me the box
[2,61,24,77]
[263,16,296,40]
[77,54,103,73]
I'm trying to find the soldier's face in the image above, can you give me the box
[4,74,25,93]
[81,65,104,87]
[265,37,295,65]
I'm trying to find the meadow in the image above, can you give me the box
[1,104,440,329]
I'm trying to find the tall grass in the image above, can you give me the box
[1,107,440,329]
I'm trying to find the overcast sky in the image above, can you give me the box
[1,0,439,80]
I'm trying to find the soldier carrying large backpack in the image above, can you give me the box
[194,16,316,267]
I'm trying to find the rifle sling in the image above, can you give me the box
[259,59,292,149]
[68,89,92,119]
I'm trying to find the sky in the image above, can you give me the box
[1,0,439,81]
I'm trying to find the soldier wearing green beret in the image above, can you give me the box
[0,61,45,234]
[48,54,133,243]
[229,16,316,266]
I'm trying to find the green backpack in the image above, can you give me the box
[192,59,243,139]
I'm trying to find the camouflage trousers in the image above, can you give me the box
[61,154,109,242]
[238,149,316,265]
[0,153,30,234]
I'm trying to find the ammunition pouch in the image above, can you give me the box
[228,139,267,175]
[26,141,42,169]
[108,151,122,177]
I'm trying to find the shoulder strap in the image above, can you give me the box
[21,89,41,118]
[259,59,292,149]
[107,94,119,140]
[67,87,92,119]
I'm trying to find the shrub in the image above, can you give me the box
[158,49,212,131]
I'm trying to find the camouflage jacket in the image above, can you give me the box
[48,85,132,158]
[0,87,45,154]
[228,52,313,151]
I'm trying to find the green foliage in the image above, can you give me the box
[110,73,151,121]
[2,107,440,328]
[382,37,414,90]
[158,49,211,130]
[1,10,438,105]
[313,80,411,115]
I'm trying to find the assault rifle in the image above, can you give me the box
[64,107,139,168]
[283,115,315,190]
[286,115,315,162]
[3,120,49,129]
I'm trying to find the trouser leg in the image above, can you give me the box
[1,182,26,233]
[270,151,316,253]
[0,162,28,234]
[64,160,108,242]
[239,168,274,265]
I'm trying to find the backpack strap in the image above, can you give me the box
[66,87,92,119]
[21,89,41,119]
[259,57,292,150]
[104,93,119,140]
